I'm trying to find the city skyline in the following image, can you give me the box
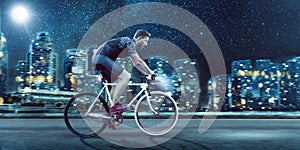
[0,1,300,108]
[6,35,300,112]
[0,0,299,91]
[208,57,300,111]
[3,31,300,112]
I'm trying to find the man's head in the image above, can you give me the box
[133,29,151,49]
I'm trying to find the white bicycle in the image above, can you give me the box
[64,75,178,137]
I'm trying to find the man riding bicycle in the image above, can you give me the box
[92,29,156,114]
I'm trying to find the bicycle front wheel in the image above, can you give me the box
[64,92,109,137]
[135,91,178,136]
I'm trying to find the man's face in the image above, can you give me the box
[136,36,149,49]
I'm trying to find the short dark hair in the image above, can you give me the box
[133,29,151,39]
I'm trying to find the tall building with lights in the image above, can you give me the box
[48,52,59,90]
[230,60,252,110]
[254,60,281,109]
[207,74,229,111]
[26,32,56,90]
[15,60,27,92]
[280,57,300,108]
[0,32,8,103]
[173,58,198,111]
[230,59,281,111]
[62,48,99,92]
[62,49,78,91]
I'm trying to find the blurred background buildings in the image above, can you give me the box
[1,30,300,112]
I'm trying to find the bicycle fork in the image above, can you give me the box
[144,90,159,115]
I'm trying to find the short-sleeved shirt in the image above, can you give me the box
[96,37,137,61]
[92,37,137,82]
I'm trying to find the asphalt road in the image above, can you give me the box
[0,119,300,150]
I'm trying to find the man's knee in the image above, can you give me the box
[119,70,130,81]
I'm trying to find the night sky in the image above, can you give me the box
[0,0,299,91]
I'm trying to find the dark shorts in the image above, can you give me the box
[94,55,124,83]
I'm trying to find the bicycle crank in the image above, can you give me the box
[110,112,123,126]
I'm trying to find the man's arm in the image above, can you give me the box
[129,53,154,75]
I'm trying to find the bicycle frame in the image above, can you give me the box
[65,76,179,137]
[86,81,156,116]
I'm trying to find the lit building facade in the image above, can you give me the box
[173,58,199,111]
[62,49,77,91]
[228,59,282,111]
[63,48,99,92]
[207,74,229,111]
[47,52,59,90]
[15,60,27,92]
[0,32,8,103]
[230,60,252,110]
[254,60,280,110]
[26,32,56,90]
[280,57,300,108]
[148,56,181,101]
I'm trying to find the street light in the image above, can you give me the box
[11,6,30,24]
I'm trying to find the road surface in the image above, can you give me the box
[0,119,300,150]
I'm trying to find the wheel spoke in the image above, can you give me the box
[64,92,109,137]
[135,91,178,136]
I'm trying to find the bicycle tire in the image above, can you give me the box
[64,92,109,137]
[135,91,178,136]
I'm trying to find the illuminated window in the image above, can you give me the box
[277,71,282,77]
[268,97,275,103]
[241,99,246,105]
[258,83,263,88]
[264,75,269,79]
[238,70,245,76]
[253,70,260,76]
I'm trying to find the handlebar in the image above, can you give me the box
[140,74,157,83]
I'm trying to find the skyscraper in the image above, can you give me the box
[173,58,199,111]
[255,59,281,109]
[0,32,8,103]
[281,57,300,108]
[230,60,252,110]
[26,32,55,90]
[62,49,78,91]
[207,74,229,111]
[15,60,27,92]
[63,48,99,92]
[229,59,282,110]
[47,52,58,90]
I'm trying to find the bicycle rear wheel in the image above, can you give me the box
[64,92,109,137]
[135,91,178,136]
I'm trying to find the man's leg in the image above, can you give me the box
[110,70,131,104]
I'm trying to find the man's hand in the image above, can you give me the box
[146,74,161,82]
[151,74,157,80]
